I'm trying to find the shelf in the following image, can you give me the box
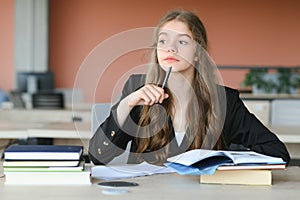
[218,65,300,70]
[240,93,300,100]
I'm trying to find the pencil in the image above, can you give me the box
[162,66,172,89]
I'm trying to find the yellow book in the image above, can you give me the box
[200,169,272,185]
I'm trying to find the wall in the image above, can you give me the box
[49,0,300,103]
[1,0,300,103]
[0,0,14,92]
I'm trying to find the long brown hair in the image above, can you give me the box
[136,10,225,164]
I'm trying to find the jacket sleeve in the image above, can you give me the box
[88,74,145,165]
[222,88,290,164]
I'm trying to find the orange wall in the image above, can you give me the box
[1,0,300,103]
[0,0,14,92]
[49,0,300,103]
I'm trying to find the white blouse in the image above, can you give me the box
[175,131,185,146]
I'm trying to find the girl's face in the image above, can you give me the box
[157,20,197,74]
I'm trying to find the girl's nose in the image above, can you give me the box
[167,47,176,53]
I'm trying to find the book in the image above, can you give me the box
[4,145,83,160]
[216,163,286,170]
[199,169,272,185]
[165,149,286,175]
[3,161,85,172]
[4,166,91,185]
[3,159,81,167]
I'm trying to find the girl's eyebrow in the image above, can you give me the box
[178,33,192,39]
[158,31,192,39]
[158,32,168,37]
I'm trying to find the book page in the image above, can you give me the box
[226,151,285,164]
[166,149,285,166]
[167,149,233,166]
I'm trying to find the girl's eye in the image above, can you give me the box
[179,40,188,45]
[158,39,167,45]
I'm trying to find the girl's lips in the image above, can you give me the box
[164,57,179,62]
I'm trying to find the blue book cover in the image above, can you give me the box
[4,145,83,161]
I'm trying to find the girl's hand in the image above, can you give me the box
[128,84,169,107]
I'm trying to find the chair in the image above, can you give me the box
[8,91,26,108]
[91,103,131,165]
[271,99,300,125]
[32,92,64,109]
[91,103,112,133]
[229,100,271,151]
[243,100,270,126]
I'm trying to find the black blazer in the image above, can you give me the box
[89,74,290,164]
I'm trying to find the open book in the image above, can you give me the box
[165,149,286,175]
[91,150,285,182]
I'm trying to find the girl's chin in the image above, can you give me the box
[161,66,177,73]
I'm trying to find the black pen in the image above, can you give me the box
[162,66,172,89]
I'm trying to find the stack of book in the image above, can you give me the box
[199,163,286,185]
[3,145,91,185]
[165,149,287,185]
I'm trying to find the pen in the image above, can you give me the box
[162,66,172,89]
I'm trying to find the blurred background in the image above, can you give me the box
[0,0,299,104]
[0,0,300,164]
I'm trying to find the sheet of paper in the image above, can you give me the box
[91,162,174,180]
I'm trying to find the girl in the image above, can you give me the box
[89,10,290,165]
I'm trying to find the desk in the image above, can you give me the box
[0,121,91,139]
[269,125,300,143]
[0,167,299,200]
[0,109,91,123]
[1,119,299,142]
[27,122,92,139]
[0,108,91,140]
[1,120,300,158]
[0,121,91,154]
[28,122,92,153]
[269,125,300,159]
[0,121,42,139]
[241,93,300,100]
